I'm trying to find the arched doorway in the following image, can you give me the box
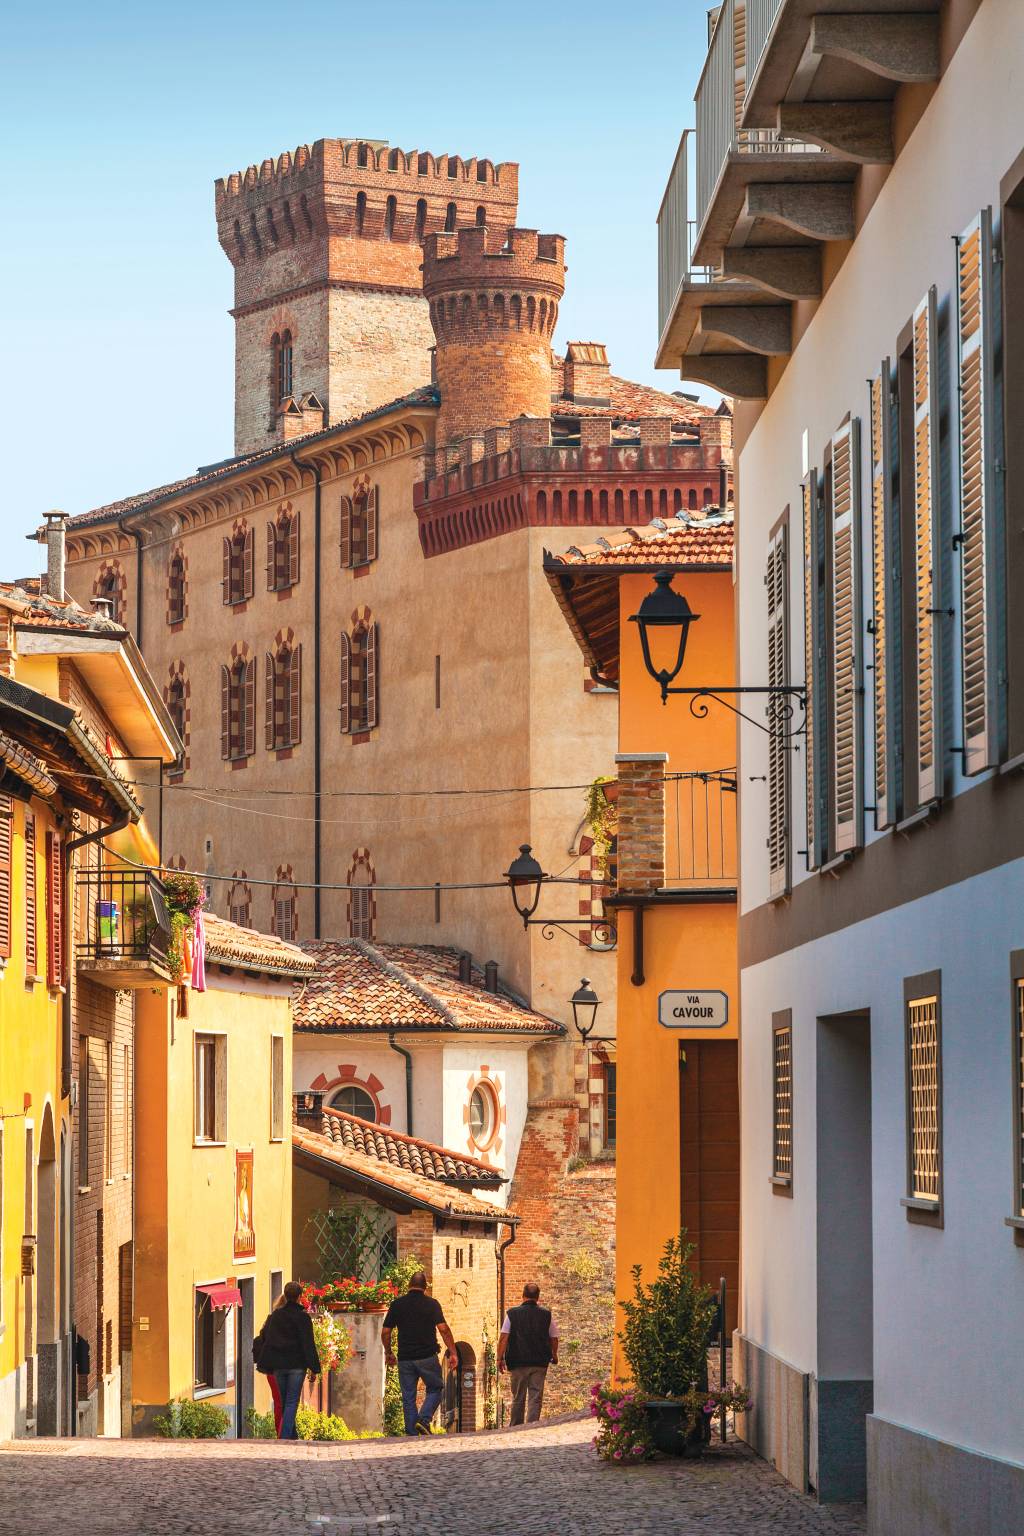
[36,1106,58,1435]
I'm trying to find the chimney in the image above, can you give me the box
[458,951,473,984]
[43,511,69,602]
[484,960,499,993]
[299,392,325,434]
[90,597,115,621]
[564,342,611,407]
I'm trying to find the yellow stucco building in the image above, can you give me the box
[544,505,739,1371]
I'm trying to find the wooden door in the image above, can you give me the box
[679,1041,740,1335]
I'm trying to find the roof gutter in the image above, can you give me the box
[288,448,322,939]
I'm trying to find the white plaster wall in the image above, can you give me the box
[740,856,1024,1464]
[292,1037,444,1143]
[441,1042,531,1205]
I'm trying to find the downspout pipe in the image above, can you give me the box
[288,450,323,938]
[388,1032,414,1136]
[497,1221,518,1423]
[61,811,132,1098]
[119,518,145,648]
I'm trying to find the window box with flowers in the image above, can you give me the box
[301,1278,399,1313]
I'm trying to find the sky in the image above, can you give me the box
[0,1,711,578]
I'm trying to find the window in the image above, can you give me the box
[23,813,37,976]
[603,1062,617,1149]
[271,1036,285,1141]
[771,1013,793,1191]
[340,487,379,569]
[78,1037,90,1188]
[221,527,254,606]
[104,1040,113,1180]
[869,364,901,829]
[266,509,300,592]
[45,830,62,988]
[265,641,302,751]
[340,621,379,735]
[228,875,251,928]
[272,868,297,941]
[829,419,862,854]
[766,516,790,896]
[193,1288,227,1394]
[444,201,457,232]
[194,1033,227,1144]
[468,1080,498,1150]
[802,474,824,869]
[346,851,375,939]
[904,976,942,1221]
[272,330,293,406]
[220,655,256,761]
[94,565,124,625]
[270,1270,284,1309]
[123,1043,130,1176]
[167,675,187,754]
[0,794,11,960]
[415,199,427,240]
[355,191,366,235]
[329,1085,376,1122]
[168,549,186,626]
[384,195,396,240]
[909,291,943,806]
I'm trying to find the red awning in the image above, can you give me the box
[196,1283,243,1310]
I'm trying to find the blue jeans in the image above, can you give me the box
[274,1368,306,1440]
[397,1355,444,1435]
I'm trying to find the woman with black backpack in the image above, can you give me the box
[253,1281,321,1439]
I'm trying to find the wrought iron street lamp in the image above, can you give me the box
[570,978,600,1042]
[502,844,616,946]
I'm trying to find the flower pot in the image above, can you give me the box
[641,1400,705,1459]
[359,1302,388,1313]
[599,780,621,807]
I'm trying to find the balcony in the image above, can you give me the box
[664,770,737,891]
[76,864,175,989]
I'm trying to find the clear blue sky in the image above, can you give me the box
[0,1,710,578]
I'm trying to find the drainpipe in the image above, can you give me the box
[119,519,144,648]
[388,1032,414,1135]
[497,1221,517,1422]
[288,450,322,937]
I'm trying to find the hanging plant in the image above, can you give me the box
[160,871,204,982]
[584,776,619,881]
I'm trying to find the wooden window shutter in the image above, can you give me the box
[244,657,256,757]
[265,652,276,749]
[221,537,231,604]
[243,528,255,600]
[265,522,276,590]
[869,365,902,828]
[0,794,11,960]
[220,664,231,758]
[289,644,302,746]
[25,814,37,975]
[912,288,942,804]
[767,522,790,897]
[340,498,352,569]
[289,510,300,586]
[339,633,351,733]
[46,830,62,988]
[958,209,1004,774]
[830,419,862,853]
[365,622,379,730]
[802,474,825,869]
[365,487,379,564]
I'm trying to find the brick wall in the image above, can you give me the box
[614,753,667,895]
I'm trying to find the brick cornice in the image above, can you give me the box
[230,276,423,319]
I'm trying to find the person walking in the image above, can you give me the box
[497,1282,559,1425]
[382,1271,458,1435]
[253,1280,321,1440]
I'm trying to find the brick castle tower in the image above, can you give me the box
[421,225,566,445]
[215,140,519,455]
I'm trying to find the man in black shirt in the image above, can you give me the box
[382,1271,458,1435]
[497,1282,559,1425]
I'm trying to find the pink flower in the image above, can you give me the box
[613,1450,622,1460]
[632,1445,644,1456]
[607,1407,620,1420]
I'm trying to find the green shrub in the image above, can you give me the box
[245,1406,276,1439]
[383,1364,404,1436]
[153,1397,230,1439]
[295,1408,382,1442]
[618,1232,717,1400]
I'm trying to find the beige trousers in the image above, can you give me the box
[508,1364,548,1425]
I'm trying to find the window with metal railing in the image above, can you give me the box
[772,1014,793,1188]
[904,982,942,1218]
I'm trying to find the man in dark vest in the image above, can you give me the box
[497,1282,559,1425]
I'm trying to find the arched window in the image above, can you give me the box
[265,635,302,751]
[357,142,369,168]
[355,191,367,235]
[444,202,457,232]
[227,874,252,928]
[703,486,714,506]
[329,1084,376,1121]
[168,548,186,626]
[476,205,486,226]
[340,618,379,735]
[220,651,255,761]
[271,866,297,941]
[688,488,698,510]
[222,525,254,605]
[415,199,427,240]
[167,675,186,744]
[272,331,293,406]
[266,506,300,591]
[93,563,125,625]
[384,195,397,240]
[339,485,379,569]
[347,849,376,939]
[165,662,190,773]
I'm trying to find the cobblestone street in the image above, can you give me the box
[0,1418,866,1536]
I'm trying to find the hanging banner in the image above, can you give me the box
[233,1150,256,1262]
[658,990,729,1029]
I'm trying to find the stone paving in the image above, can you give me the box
[0,1416,867,1536]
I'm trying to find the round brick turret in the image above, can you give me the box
[422,225,566,444]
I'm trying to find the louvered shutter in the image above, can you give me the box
[870,365,901,828]
[802,474,824,868]
[767,523,790,897]
[365,623,379,730]
[265,652,276,749]
[339,633,351,733]
[289,510,300,586]
[46,830,62,988]
[289,644,302,746]
[733,0,746,133]
[243,527,254,600]
[0,794,11,960]
[340,498,352,569]
[244,657,256,757]
[266,522,276,590]
[365,488,379,564]
[912,288,942,804]
[958,210,1003,774]
[25,814,37,975]
[220,664,231,758]
[830,420,862,853]
[222,537,231,604]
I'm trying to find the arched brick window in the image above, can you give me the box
[220,645,255,761]
[222,521,254,606]
[265,630,302,751]
[167,546,187,626]
[164,662,191,773]
[340,480,379,569]
[272,330,293,406]
[271,865,298,941]
[384,195,397,240]
[227,872,252,928]
[266,503,300,591]
[415,199,427,240]
[347,849,376,940]
[340,611,379,736]
[93,561,126,625]
[444,202,457,232]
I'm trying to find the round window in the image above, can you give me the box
[469,1083,496,1147]
[330,1085,377,1122]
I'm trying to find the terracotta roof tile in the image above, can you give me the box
[295,939,563,1036]
[317,1108,504,1187]
[292,1123,510,1219]
[0,582,126,634]
[550,359,713,425]
[549,507,734,569]
[202,912,316,979]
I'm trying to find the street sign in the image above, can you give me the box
[658,990,729,1029]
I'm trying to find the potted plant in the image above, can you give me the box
[617,1233,718,1457]
[301,1277,399,1313]
[584,777,619,881]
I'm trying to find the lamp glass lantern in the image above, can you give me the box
[629,570,700,702]
[570,978,600,1041]
[503,843,545,927]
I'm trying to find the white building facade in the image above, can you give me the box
[658,1,1024,1529]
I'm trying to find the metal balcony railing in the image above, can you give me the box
[664,771,737,889]
[746,0,783,98]
[658,135,691,338]
[76,864,171,967]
